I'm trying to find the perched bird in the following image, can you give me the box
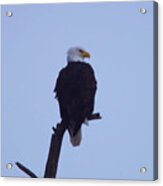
[54,47,97,146]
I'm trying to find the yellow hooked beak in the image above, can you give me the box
[81,51,91,58]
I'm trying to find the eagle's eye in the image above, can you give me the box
[78,49,84,53]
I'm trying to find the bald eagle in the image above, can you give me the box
[54,47,97,146]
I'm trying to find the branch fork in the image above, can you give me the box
[16,113,101,178]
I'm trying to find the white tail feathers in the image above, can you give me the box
[70,128,82,147]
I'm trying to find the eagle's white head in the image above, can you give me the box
[67,47,91,63]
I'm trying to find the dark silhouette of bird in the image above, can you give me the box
[54,47,97,146]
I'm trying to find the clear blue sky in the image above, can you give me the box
[1,1,156,180]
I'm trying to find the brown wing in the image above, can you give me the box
[54,62,97,137]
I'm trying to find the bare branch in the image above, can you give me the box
[15,162,37,178]
[16,112,101,178]
[44,121,67,178]
[44,113,101,178]
[87,113,102,120]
